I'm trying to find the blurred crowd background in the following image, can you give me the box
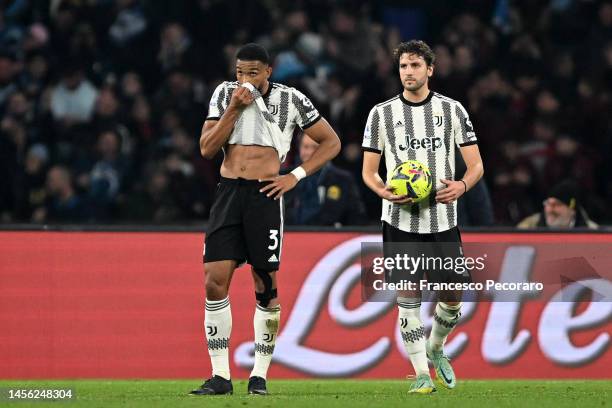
[0,0,610,226]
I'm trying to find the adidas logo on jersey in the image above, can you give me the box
[394,120,403,128]
[268,254,279,262]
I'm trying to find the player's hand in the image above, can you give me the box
[435,179,465,204]
[259,174,299,200]
[228,86,254,110]
[381,184,413,205]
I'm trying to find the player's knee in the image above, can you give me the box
[205,274,228,299]
[253,268,277,307]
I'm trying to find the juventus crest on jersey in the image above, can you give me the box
[362,91,478,234]
[207,81,321,162]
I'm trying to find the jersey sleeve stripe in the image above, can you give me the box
[458,140,478,147]
[300,114,321,129]
[361,146,382,154]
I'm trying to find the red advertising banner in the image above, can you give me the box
[0,231,610,379]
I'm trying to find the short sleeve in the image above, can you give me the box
[362,107,384,154]
[206,82,228,121]
[291,89,321,129]
[454,102,478,147]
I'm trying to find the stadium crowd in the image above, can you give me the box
[0,0,610,226]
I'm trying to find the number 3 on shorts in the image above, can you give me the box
[268,230,278,250]
[268,229,279,250]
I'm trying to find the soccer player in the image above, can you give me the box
[361,40,484,393]
[189,43,340,396]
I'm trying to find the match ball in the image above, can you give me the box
[388,160,432,203]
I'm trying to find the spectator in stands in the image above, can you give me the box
[81,130,128,220]
[32,165,88,223]
[517,180,598,229]
[286,134,366,226]
[120,71,145,104]
[119,165,182,222]
[17,143,49,221]
[108,0,147,48]
[50,64,98,126]
[456,149,494,227]
[20,52,50,105]
[157,22,203,77]
[325,8,379,82]
[154,68,205,134]
[164,127,209,218]
[0,50,19,111]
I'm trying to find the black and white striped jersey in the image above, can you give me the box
[362,91,477,234]
[206,81,321,162]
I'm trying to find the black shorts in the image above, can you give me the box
[204,177,284,271]
[382,221,470,286]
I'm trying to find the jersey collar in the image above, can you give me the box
[262,82,274,99]
[399,90,432,107]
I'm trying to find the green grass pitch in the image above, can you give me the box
[0,379,609,408]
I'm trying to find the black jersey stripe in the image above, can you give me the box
[454,103,469,145]
[217,86,226,116]
[402,102,420,233]
[423,101,439,233]
[441,100,455,228]
[382,104,402,229]
[278,91,289,131]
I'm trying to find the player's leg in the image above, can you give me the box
[383,222,436,394]
[204,260,237,379]
[248,268,280,395]
[397,295,436,394]
[426,299,461,389]
[426,227,466,389]
[243,183,284,395]
[191,180,246,396]
[190,258,243,395]
[429,295,462,354]
[190,260,239,396]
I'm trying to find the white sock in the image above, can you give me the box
[397,298,429,376]
[428,302,462,352]
[205,297,232,380]
[250,304,281,379]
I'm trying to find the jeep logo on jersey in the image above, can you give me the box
[398,136,443,152]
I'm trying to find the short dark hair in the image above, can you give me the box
[235,43,270,65]
[393,40,435,66]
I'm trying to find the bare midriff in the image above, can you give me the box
[220,144,280,180]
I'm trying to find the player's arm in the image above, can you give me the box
[261,118,341,200]
[199,87,252,159]
[436,144,484,204]
[362,151,412,204]
[299,118,341,175]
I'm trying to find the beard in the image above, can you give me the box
[545,212,574,228]
[403,77,426,92]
